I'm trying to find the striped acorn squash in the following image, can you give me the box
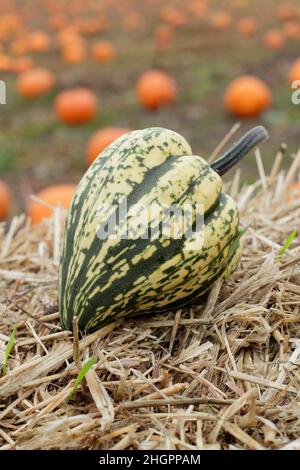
[59,126,268,332]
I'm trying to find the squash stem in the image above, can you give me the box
[211,126,269,176]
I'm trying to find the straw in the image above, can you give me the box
[0,150,300,450]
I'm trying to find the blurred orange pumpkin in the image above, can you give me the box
[57,30,83,47]
[27,31,51,53]
[123,11,144,31]
[86,127,130,166]
[155,24,173,51]
[62,42,86,63]
[58,31,86,63]
[224,75,271,117]
[12,57,34,73]
[54,88,98,125]
[48,14,66,31]
[0,54,14,72]
[211,11,232,30]
[237,17,257,36]
[189,0,208,17]
[91,40,116,63]
[278,3,295,21]
[288,59,300,84]
[28,184,77,224]
[263,30,285,49]
[10,36,29,56]
[17,67,56,98]
[0,180,12,221]
[136,69,177,110]
[282,21,300,39]
[77,18,103,35]
[161,8,186,27]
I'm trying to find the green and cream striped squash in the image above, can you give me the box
[59,126,268,332]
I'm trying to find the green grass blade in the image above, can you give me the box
[1,326,17,376]
[67,357,96,401]
[279,231,297,256]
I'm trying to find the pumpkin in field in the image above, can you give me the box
[189,0,208,17]
[28,184,77,224]
[58,31,86,62]
[224,75,271,117]
[282,21,300,39]
[54,88,98,125]
[10,36,29,55]
[59,126,268,332]
[123,11,144,31]
[288,59,300,84]
[17,67,56,98]
[81,18,103,35]
[159,7,186,27]
[263,30,285,49]
[0,54,14,72]
[278,4,295,21]
[27,31,51,53]
[0,180,12,220]
[155,24,173,51]
[136,70,177,110]
[211,11,232,30]
[49,14,66,31]
[58,30,83,47]
[62,42,86,63]
[237,17,257,37]
[12,57,34,73]
[86,127,131,166]
[91,40,116,63]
